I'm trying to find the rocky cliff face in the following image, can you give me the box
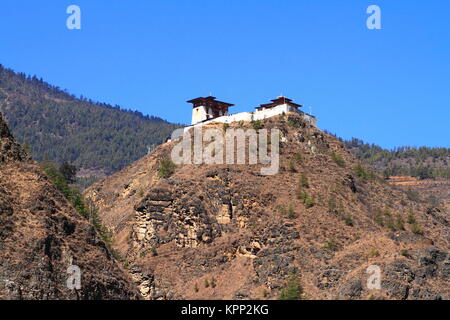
[86,114,449,300]
[0,113,139,299]
[0,113,29,164]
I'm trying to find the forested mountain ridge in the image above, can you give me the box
[1,63,448,181]
[0,64,181,175]
[342,137,450,179]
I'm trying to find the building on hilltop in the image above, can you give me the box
[256,96,302,111]
[188,96,234,125]
[187,96,317,128]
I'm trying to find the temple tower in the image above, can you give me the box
[187,96,234,125]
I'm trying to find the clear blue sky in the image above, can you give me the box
[1,0,449,148]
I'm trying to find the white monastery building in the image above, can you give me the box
[186,96,317,129]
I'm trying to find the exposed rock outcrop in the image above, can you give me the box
[86,113,449,300]
[0,113,140,300]
[0,113,29,163]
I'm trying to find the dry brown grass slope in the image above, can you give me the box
[85,113,449,300]
[0,113,140,300]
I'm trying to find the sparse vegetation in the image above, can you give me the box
[411,223,424,235]
[373,208,405,231]
[288,159,297,173]
[294,152,304,164]
[297,190,315,208]
[299,172,309,188]
[343,215,354,227]
[194,283,199,293]
[407,213,416,224]
[251,119,263,130]
[368,248,380,258]
[379,209,404,231]
[304,195,315,208]
[384,211,396,231]
[355,164,375,181]
[204,279,210,288]
[279,273,303,300]
[296,173,314,208]
[286,116,301,128]
[279,204,298,219]
[223,123,230,131]
[287,205,298,219]
[400,249,411,258]
[395,215,405,230]
[331,153,345,167]
[328,194,337,213]
[374,209,385,226]
[158,157,176,178]
[323,239,341,252]
[40,161,115,253]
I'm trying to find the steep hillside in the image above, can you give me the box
[85,113,450,300]
[343,138,450,179]
[0,113,140,299]
[0,64,181,176]
[387,178,450,212]
[345,139,450,213]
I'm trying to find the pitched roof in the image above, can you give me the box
[257,96,302,110]
[187,96,234,108]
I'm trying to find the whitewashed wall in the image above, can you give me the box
[253,104,291,120]
[186,104,317,132]
[191,106,208,125]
